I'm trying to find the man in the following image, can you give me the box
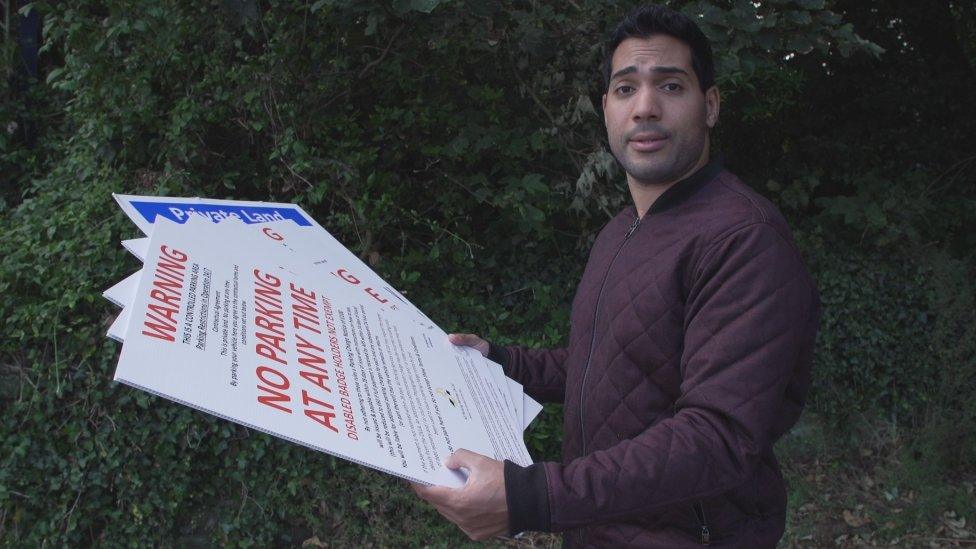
[413,5,820,547]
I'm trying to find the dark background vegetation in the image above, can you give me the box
[1,0,973,546]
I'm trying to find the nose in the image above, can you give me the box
[632,87,661,121]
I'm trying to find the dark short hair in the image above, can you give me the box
[602,5,715,93]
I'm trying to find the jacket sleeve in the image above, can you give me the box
[504,221,820,533]
[490,343,568,404]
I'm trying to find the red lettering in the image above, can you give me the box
[364,287,388,304]
[141,312,176,342]
[262,227,284,241]
[302,390,339,433]
[335,268,360,285]
[290,284,320,334]
[151,272,183,295]
[293,313,321,334]
[141,244,189,344]
[289,282,315,302]
[255,285,282,309]
[253,268,286,364]
[254,269,281,287]
[295,333,324,354]
[300,370,332,392]
[257,365,289,388]
[257,385,292,413]
[296,335,328,375]
[256,336,287,365]
[254,297,283,323]
[256,366,292,413]
[156,256,186,279]
[149,289,181,308]
[160,245,188,262]
[146,302,179,324]
[255,314,284,337]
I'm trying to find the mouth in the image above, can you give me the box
[628,132,668,153]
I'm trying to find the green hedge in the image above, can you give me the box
[802,231,975,429]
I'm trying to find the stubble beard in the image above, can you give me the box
[611,127,708,188]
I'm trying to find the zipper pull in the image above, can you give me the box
[626,217,641,238]
[694,502,710,545]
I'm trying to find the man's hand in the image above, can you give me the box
[411,449,509,541]
[448,333,490,357]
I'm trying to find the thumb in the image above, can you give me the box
[443,448,482,471]
[448,334,489,356]
[448,333,479,346]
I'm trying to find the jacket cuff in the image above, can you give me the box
[487,342,511,369]
[504,460,550,534]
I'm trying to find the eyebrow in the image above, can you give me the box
[609,65,689,81]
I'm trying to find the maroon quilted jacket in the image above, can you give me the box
[493,159,820,547]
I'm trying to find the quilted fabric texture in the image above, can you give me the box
[502,161,820,547]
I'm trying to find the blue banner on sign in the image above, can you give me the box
[130,201,313,227]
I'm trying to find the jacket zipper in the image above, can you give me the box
[578,216,641,456]
[693,501,711,545]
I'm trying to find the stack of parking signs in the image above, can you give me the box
[102,194,541,487]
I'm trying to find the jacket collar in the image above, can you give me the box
[636,154,724,217]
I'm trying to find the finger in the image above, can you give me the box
[434,505,458,523]
[409,482,427,497]
[411,482,443,502]
[466,525,502,542]
[416,484,453,504]
[466,521,507,541]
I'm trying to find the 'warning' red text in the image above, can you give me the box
[141,245,189,342]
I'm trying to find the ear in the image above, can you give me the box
[602,92,608,127]
[705,86,720,129]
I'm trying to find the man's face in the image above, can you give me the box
[602,35,719,188]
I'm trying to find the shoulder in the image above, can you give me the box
[673,170,814,291]
[692,170,798,250]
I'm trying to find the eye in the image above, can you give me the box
[660,82,683,92]
[615,84,636,95]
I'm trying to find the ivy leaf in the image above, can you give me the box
[794,0,826,9]
[785,11,813,26]
[394,0,443,14]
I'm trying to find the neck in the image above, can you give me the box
[628,149,710,218]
